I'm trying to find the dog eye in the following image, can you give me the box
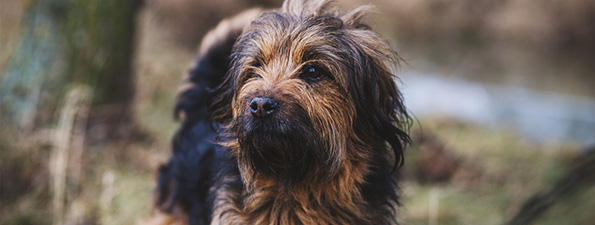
[248,72,262,79]
[301,65,326,82]
[249,63,263,79]
[251,62,263,70]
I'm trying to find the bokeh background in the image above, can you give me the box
[1,0,594,224]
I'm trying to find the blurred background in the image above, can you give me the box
[1,0,594,224]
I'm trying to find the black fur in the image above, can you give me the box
[156,24,240,225]
[232,109,328,187]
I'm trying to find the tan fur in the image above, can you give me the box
[148,0,406,224]
[211,0,400,224]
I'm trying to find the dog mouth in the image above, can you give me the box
[231,109,328,185]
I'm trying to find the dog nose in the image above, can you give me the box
[249,97,278,117]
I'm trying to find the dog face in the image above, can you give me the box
[212,1,409,187]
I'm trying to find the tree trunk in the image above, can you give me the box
[0,0,142,132]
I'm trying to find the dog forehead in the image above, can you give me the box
[246,14,342,63]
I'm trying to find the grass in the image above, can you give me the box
[400,118,594,225]
[0,128,158,225]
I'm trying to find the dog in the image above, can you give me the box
[146,0,410,224]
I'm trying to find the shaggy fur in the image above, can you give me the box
[145,0,410,224]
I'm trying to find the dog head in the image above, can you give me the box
[211,0,410,187]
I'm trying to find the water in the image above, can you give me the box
[397,43,595,147]
[400,72,595,147]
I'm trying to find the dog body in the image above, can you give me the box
[149,1,409,224]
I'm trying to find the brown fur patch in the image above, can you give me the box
[150,0,410,224]
[208,0,409,224]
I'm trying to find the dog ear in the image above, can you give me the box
[208,71,236,124]
[174,9,262,125]
[344,29,411,169]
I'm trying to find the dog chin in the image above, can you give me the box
[232,113,327,185]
